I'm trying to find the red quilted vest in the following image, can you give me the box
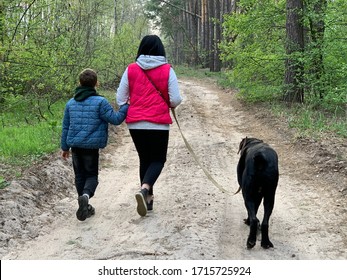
[126,63,172,124]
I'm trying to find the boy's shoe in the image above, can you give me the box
[135,189,148,217]
[76,195,89,221]
[147,199,153,211]
[87,204,95,218]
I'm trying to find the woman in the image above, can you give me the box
[116,35,182,217]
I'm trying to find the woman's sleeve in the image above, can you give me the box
[168,68,182,108]
[116,68,129,106]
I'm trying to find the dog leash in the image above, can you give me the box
[171,108,234,196]
[140,66,234,196]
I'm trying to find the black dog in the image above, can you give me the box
[236,137,279,249]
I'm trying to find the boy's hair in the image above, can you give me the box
[79,68,97,87]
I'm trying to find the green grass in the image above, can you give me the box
[0,122,60,158]
[0,95,65,180]
[270,103,347,138]
[0,97,64,158]
[0,176,10,189]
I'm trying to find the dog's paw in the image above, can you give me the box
[247,238,256,249]
[244,218,250,225]
[261,240,274,249]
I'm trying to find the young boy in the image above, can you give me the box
[61,68,128,221]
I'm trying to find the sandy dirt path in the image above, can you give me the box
[1,78,346,260]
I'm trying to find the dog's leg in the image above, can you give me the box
[242,176,261,249]
[244,200,258,249]
[261,192,275,249]
[254,195,262,231]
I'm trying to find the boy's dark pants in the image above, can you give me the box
[71,147,99,198]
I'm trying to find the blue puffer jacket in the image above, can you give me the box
[61,93,128,151]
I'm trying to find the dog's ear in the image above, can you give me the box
[238,137,248,154]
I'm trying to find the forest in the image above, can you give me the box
[0,0,346,185]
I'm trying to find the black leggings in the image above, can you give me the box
[129,129,169,195]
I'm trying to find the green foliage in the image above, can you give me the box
[220,0,346,129]
[317,0,347,107]
[94,23,145,88]
[220,0,286,101]
[0,0,149,100]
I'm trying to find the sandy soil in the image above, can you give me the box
[0,78,346,260]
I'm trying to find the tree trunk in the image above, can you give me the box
[202,0,209,67]
[284,0,305,103]
[192,0,200,66]
[214,0,222,72]
[208,0,215,71]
